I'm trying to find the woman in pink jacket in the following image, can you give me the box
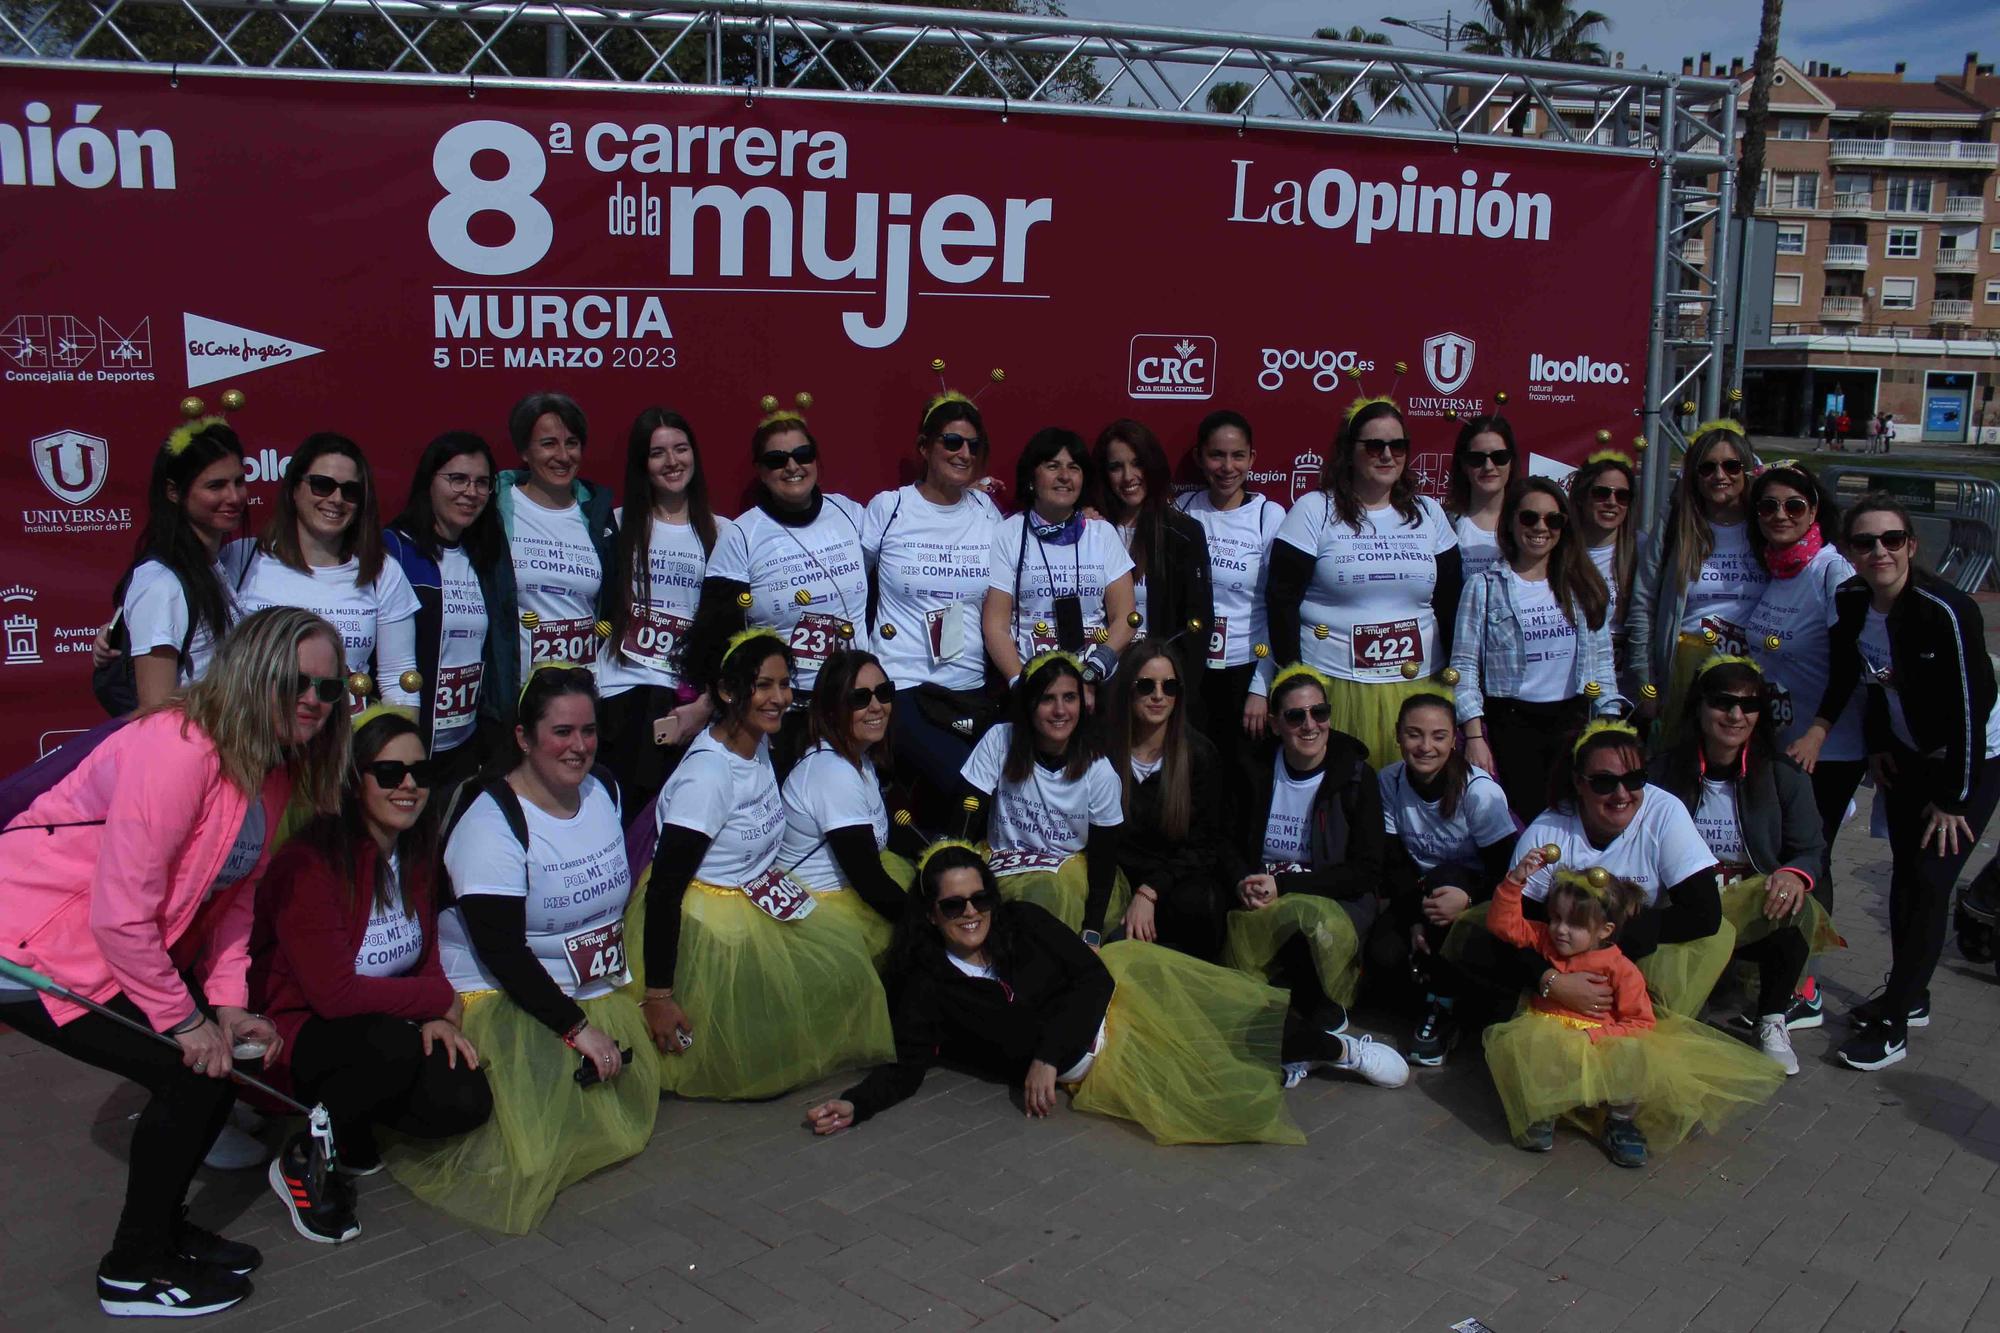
[0,607,347,1319]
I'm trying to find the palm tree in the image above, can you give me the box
[1460,1,1610,133]
[1297,25,1412,123]
[1735,0,1784,219]
[1206,80,1256,115]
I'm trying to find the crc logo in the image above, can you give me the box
[1129,334,1216,400]
[1528,353,1628,385]
[1422,331,1476,396]
[1258,348,1375,393]
[31,429,109,505]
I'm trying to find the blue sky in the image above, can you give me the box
[1062,1,1993,83]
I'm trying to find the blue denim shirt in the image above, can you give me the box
[1449,566,1619,723]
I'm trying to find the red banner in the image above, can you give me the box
[1,66,1656,761]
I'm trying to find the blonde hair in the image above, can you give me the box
[159,606,350,813]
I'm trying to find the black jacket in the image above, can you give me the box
[840,903,1113,1124]
[1134,509,1216,711]
[1816,569,1996,814]
[1236,730,1384,902]
[1648,748,1828,886]
[1113,728,1233,958]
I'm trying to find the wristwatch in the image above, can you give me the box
[1081,929,1103,948]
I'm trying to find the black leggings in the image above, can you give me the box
[1483,697,1589,822]
[596,685,687,818]
[1199,662,1263,796]
[1736,924,1811,1016]
[290,1014,493,1155]
[1880,747,2000,1018]
[0,989,234,1265]
[1809,758,1868,911]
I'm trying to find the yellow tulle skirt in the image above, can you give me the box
[1483,1004,1783,1147]
[806,851,913,968]
[1069,942,1304,1147]
[1438,901,1491,963]
[993,854,1131,935]
[384,989,660,1235]
[1654,633,1712,751]
[1222,893,1362,1008]
[624,874,894,1101]
[1720,875,1843,956]
[1634,921,1737,1016]
[1326,677,1454,769]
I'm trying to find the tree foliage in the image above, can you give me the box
[1459,0,1611,65]
[1298,26,1410,123]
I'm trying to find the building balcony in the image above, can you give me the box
[1824,244,1870,269]
[1828,139,1999,168]
[1932,299,1975,324]
[1820,296,1866,321]
[1681,240,1706,265]
[1936,250,1979,273]
[1830,191,1876,216]
[1944,196,1986,219]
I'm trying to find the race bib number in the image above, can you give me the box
[529,614,597,665]
[1353,619,1421,672]
[925,606,964,666]
[433,662,483,728]
[742,866,817,921]
[786,612,847,677]
[1766,682,1794,730]
[989,848,1067,877]
[1700,616,1748,657]
[562,920,629,990]
[1205,616,1229,669]
[1263,861,1309,876]
[1020,621,1061,659]
[620,605,692,673]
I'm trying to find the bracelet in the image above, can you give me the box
[561,1018,590,1049]
[643,987,675,1001]
[167,1011,207,1036]
[1134,885,1158,904]
[1538,971,1557,1000]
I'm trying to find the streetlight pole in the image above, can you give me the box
[1380,11,1470,51]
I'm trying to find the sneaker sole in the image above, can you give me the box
[98,1283,247,1319]
[1408,1048,1447,1068]
[1837,1044,1908,1072]
[334,1161,386,1179]
[1907,1013,1930,1029]
[1786,1012,1824,1030]
[267,1161,360,1245]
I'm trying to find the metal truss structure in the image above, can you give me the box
[2,0,1740,509]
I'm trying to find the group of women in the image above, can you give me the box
[5,382,1992,1319]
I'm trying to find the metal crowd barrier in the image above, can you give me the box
[1821,467,2000,594]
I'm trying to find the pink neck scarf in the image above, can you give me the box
[1763,523,1823,579]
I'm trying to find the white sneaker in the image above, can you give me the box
[203,1119,269,1170]
[1330,1033,1410,1089]
[1756,1015,1800,1077]
[1280,1061,1311,1090]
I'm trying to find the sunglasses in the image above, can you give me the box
[363,758,438,790]
[846,681,895,709]
[1580,768,1647,796]
[1588,484,1632,506]
[1360,438,1412,457]
[1757,496,1811,519]
[1280,702,1333,727]
[757,442,818,472]
[295,673,344,703]
[1848,529,1910,553]
[935,888,1001,918]
[1696,458,1745,479]
[1132,677,1181,698]
[1516,510,1567,531]
[304,474,365,504]
[933,432,984,454]
[1466,448,1513,470]
[1703,692,1765,716]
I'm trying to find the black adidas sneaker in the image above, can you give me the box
[96,1254,250,1318]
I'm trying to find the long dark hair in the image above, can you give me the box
[1013,427,1092,516]
[1668,428,1752,593]
[1566,454,1637,619]
[390,430,504,567]
[1499,477,1608,631]
[1665,657,1778,787]
[886,843,1031,984]
[1091,418,1173,582]
[608,407,718,651]
[1003,653,1095,783]
[262,433,385,585]
[807,649,892,771]
[127,421,245,649]
[1396,692,1468,821]
[296,710,440,917]
[1104,640,1192,839]
[1446,415,1515,518]
[1328,400,1422,532]
[1549,724,1646,815]
[713,632,794,725]
[1746,462,1838,560]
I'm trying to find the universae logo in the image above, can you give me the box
[31,428,108,505]
[1421,332,1475,396]
[1129,335,1216,400]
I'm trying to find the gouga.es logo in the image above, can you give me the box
[1259,348,1374,393]
[1129,335,1215,400]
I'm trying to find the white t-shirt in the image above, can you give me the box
[1176,491,1285,669]
[656,729,786,884]
[1693,777,1746,868]
[209,800,267,899]
[778,743,888,892]
[1129,753,1163,784]
[863,485,1001,692]
[1744,543,1862,758]
[596,515,708,697]
[233,542,422,706]
[120,543,254,686]
[354,854,426,979]
[1513,786,1716,906]
[508,490,604,672]
[1677,522,1768,651]
[438,776,631,1000]
[431,544,489,754]
[1273,493,1457,681]
[1508,570,1579,705]
[1453,515,1504,584]
[986,515,1135,666]
[709,496,872,693]
[1262,763,1324,864]
[961,722,1123,854]
[1379,760,1516,873]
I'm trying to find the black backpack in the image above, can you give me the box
[440,769,624,904]
[91,568,196,717]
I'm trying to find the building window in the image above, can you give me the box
[1986,279,2000,305]
[1775,223,1807,254]
[1992,227,2000,251]
[1881,277,1917,310]
[1778,173,1820,209]
[1886,227,1922,259]
[1773,274,1803,305]
[1834,173,1870,197]
[1885,175,1931,214]
[1777,118,1811,140]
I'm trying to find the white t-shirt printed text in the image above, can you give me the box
[1176,491,1285,668]
[1274,494,1457,681]
[508,490,604,670]
[864,485,1000,692]
[709,497,872,692]
[779,744,889,891]
[961,723,1123,855]
[1513,786,1715,906]
[656,730,787,884]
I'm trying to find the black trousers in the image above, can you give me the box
[289,1014,493,1155]
[1809,758,1868,911]
[596,684,687,818]
[1736,921,1811,1015]
[1483,696,1589,823]
[890,686,983,832]
[1199,662,1263,797]
[0,988,234,1265]
[1880,746,2000,1018]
